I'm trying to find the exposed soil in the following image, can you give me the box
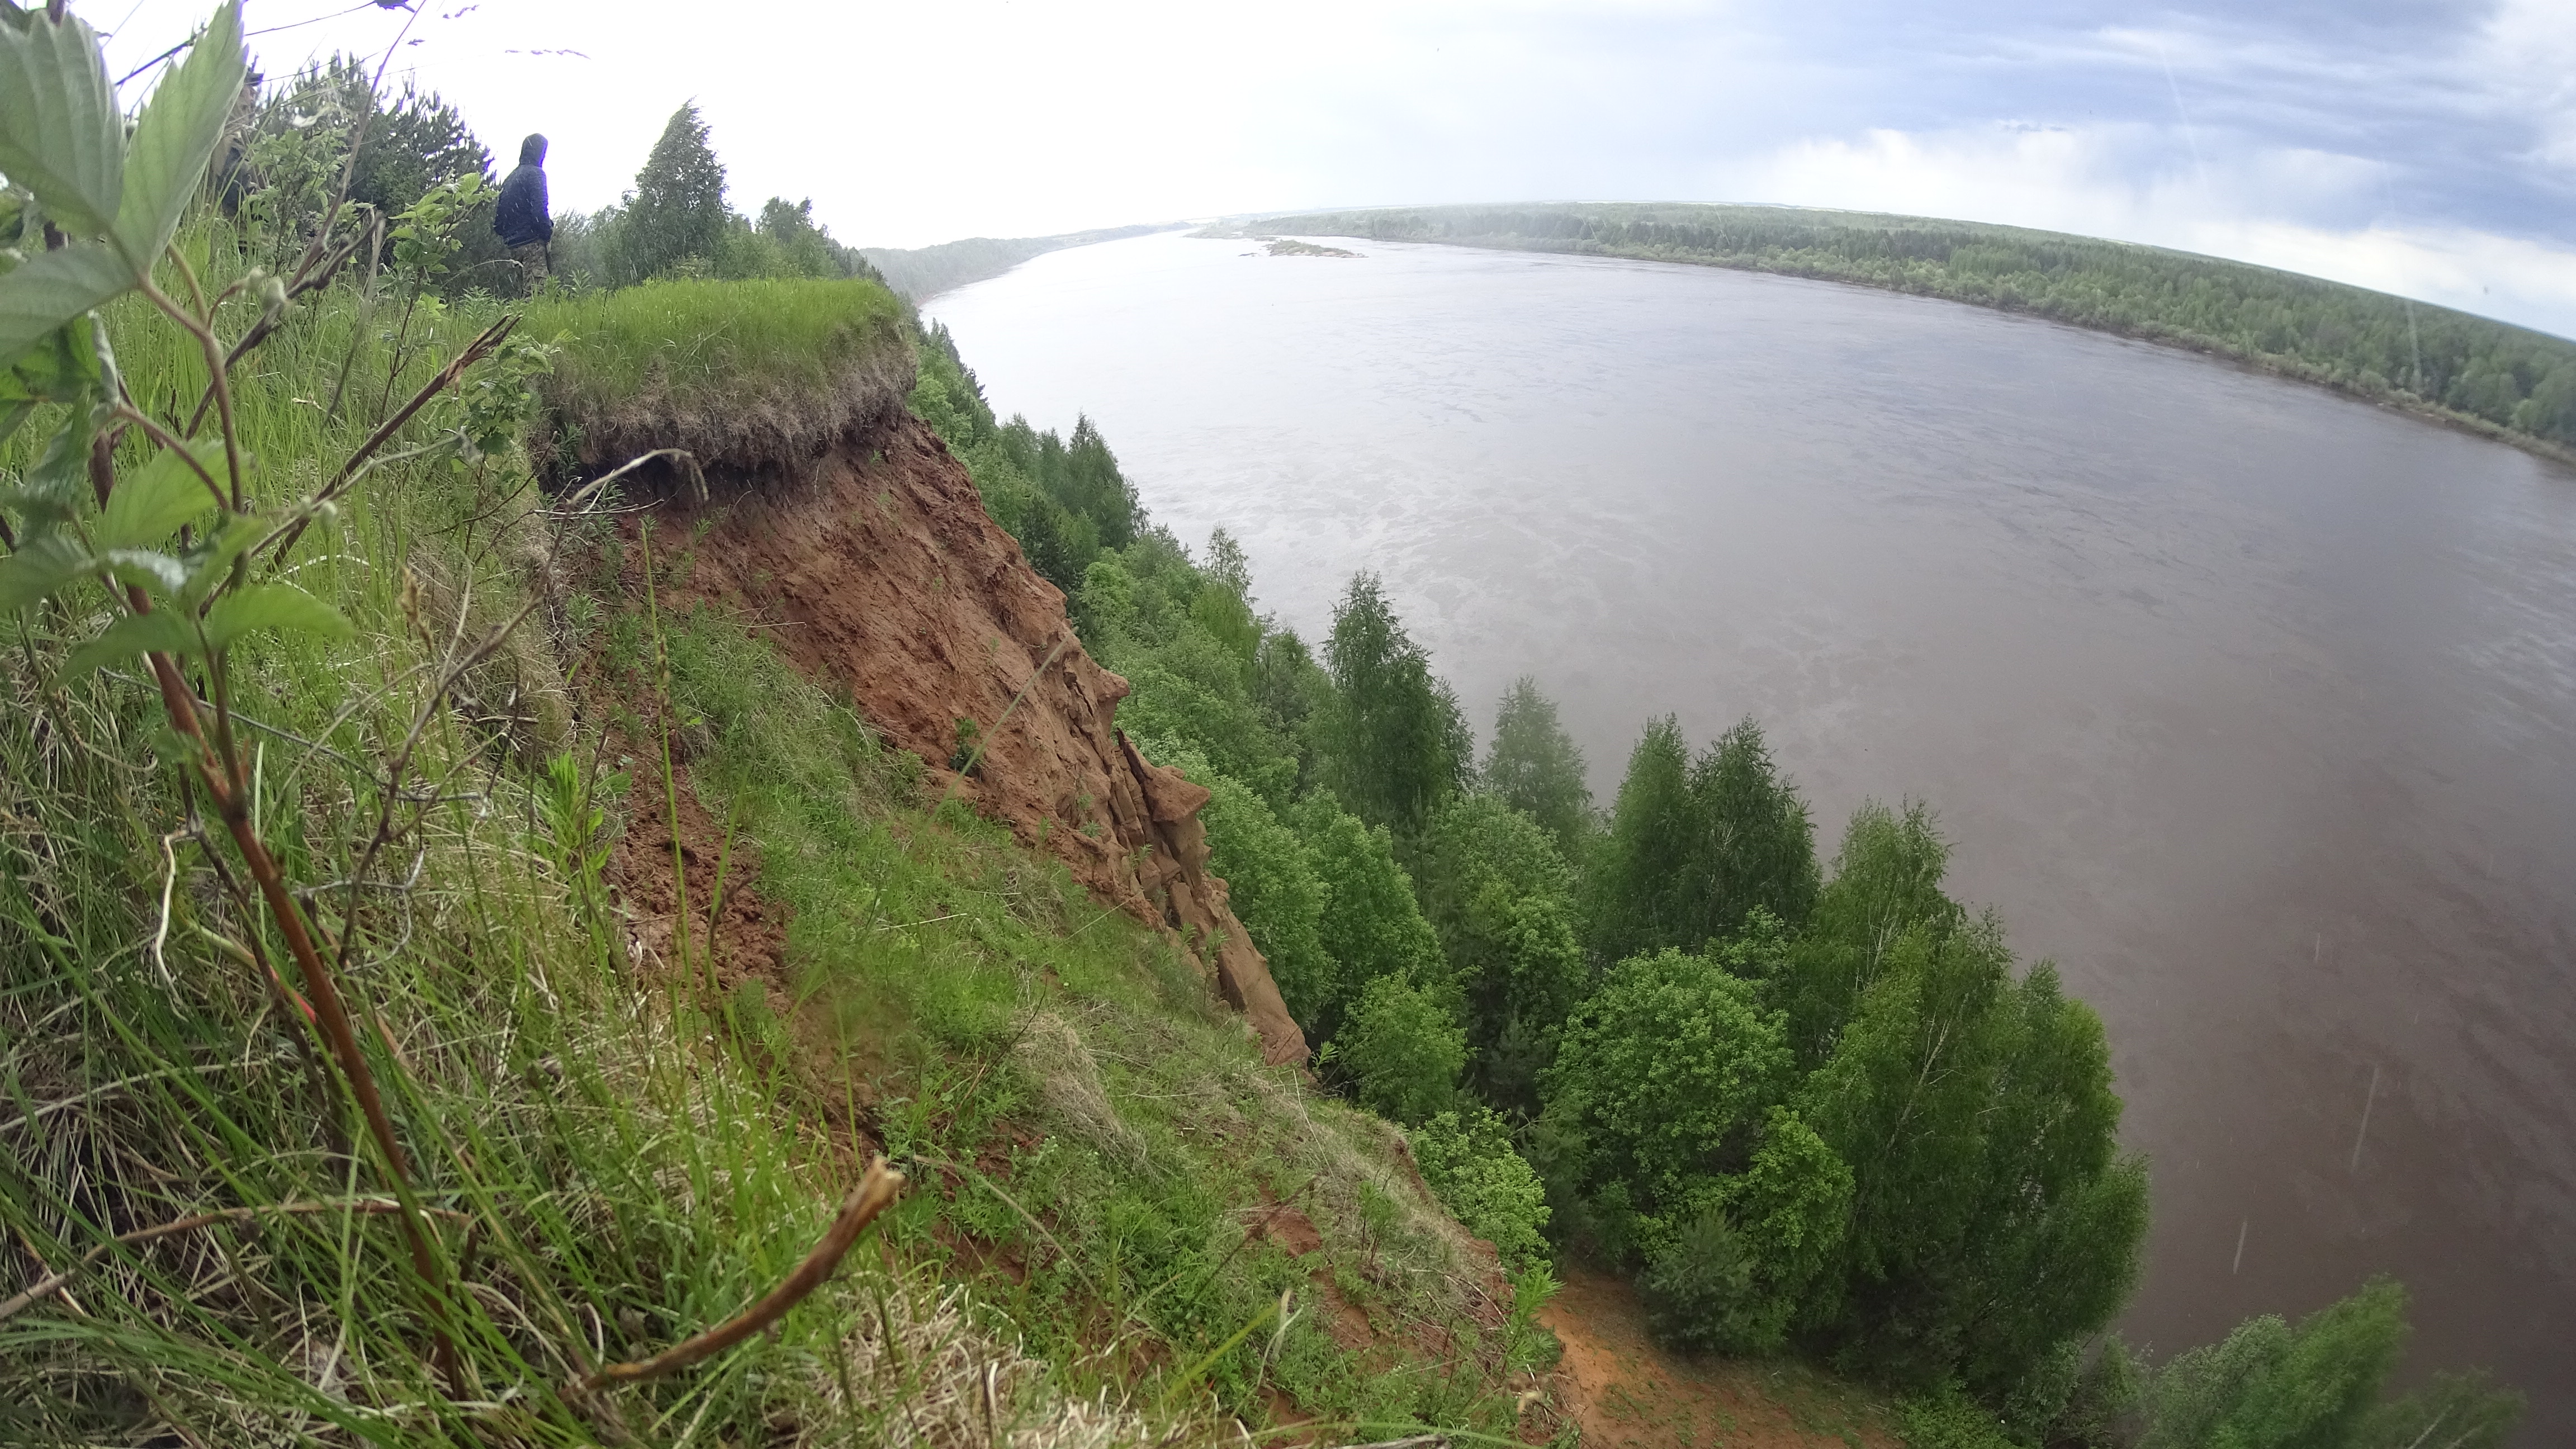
[615,414,1306,1065]
[1540,1267,1897,1449]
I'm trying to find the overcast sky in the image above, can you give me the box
[91,0,2576,337]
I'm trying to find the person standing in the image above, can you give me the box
[494,133,553,287]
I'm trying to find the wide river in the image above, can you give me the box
[926,231,2576,1438]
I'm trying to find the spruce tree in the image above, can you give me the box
[1483,676,1594,854]
[623,102,729,280]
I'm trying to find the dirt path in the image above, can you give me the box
[1540,1267,1899,1449]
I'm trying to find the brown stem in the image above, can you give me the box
[140,643,462,1391]
[572,1160,904,1394]
[266,314,519,567]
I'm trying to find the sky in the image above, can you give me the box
[89,0,2576,338]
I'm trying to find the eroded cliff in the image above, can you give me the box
[622,414,1308,1065]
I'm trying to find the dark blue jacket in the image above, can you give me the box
[494,134,552,248]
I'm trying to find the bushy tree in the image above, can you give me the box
[1318,574,1470,835]
[2356,1370,2523,1449]
[1639,1108,1851,1353]
[1484,677,1592,854]
[1540,947,1789,1221]
[2140,1279,2412,1449]
[1799,921,2146,1399]
[1773,799,1959,1068]
[622,102,728,280]
[1337,973,1464,1125]
[1587,716,1696,965]
[1684,717,1819,939]
[1417,793,1588,1111]
[1412,1106,1552,1271]
[1289,793,1443,1042]
[1185,756,1332,1024]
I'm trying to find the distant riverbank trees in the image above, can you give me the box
[1235,203,2576,462]
[909,302,2523,1449]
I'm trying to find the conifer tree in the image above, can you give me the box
[622,102,729,280]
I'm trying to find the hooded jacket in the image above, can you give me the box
[494,134,552,248]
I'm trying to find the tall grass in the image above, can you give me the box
[0,224,1168,1446]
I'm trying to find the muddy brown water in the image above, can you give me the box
[927,231,2576,1439]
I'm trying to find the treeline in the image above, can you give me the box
[1238,202,2576,457]
[862,224,1175,301]
[550,103,885,291]
[910,328,2523,1449]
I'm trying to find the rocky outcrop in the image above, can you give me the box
[628,414,1308,1065]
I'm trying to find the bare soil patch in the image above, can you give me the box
[1540,1266,1897,1449]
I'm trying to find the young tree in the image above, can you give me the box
[1484,677,1593,854]
[1416,793,1588,1111]
[2139,1279,2416,1449]
[1317,574,1470,835]
[1585,716,1696,965]
[1290,793,1444,1044]
[622,102,728,280]
[1773,800,1961,1068]
[1684,717,1819,939]
[1412,1106,1553,1271]
[1187,759,1333,1028]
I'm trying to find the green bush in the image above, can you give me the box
[1412,1107,1552,1271]
[1338,973,1466,1124]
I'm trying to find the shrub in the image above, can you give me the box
[1412,1107,1552,1271]
[1338,973,1465,1125]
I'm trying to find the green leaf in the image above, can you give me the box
[201,581,349,652]
[0,529,88,612]
[0,311,101,404]
[178,511,262,604]
[0,397,30,451]
[1,395,95,533]
[98,437,221,549]
[114,3,243,263]
[63,608,196,674]
[0,241,132,368]
[0,7,124,239]
[99,546,187,596]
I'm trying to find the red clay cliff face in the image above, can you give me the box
[627,416,1308,1065]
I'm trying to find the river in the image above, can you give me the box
[925,231,2576,1439]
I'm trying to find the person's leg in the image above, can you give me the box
[512,240,551,287]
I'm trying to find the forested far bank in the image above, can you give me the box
[909,322,2527,1449]
[863,224,1181,301]
[1220,202,2576,464]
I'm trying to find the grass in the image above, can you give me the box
[528,277,914,476]
[1,220,1550,1446]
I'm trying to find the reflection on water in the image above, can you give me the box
[929,233,2576,1441]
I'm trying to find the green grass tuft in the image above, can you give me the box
[530,277,913,476]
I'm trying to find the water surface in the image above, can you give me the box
[928,233,2576,1438]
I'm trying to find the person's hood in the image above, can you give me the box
[518,134,547,167]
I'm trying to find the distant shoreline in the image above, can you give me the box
[1213,205,2576,473]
